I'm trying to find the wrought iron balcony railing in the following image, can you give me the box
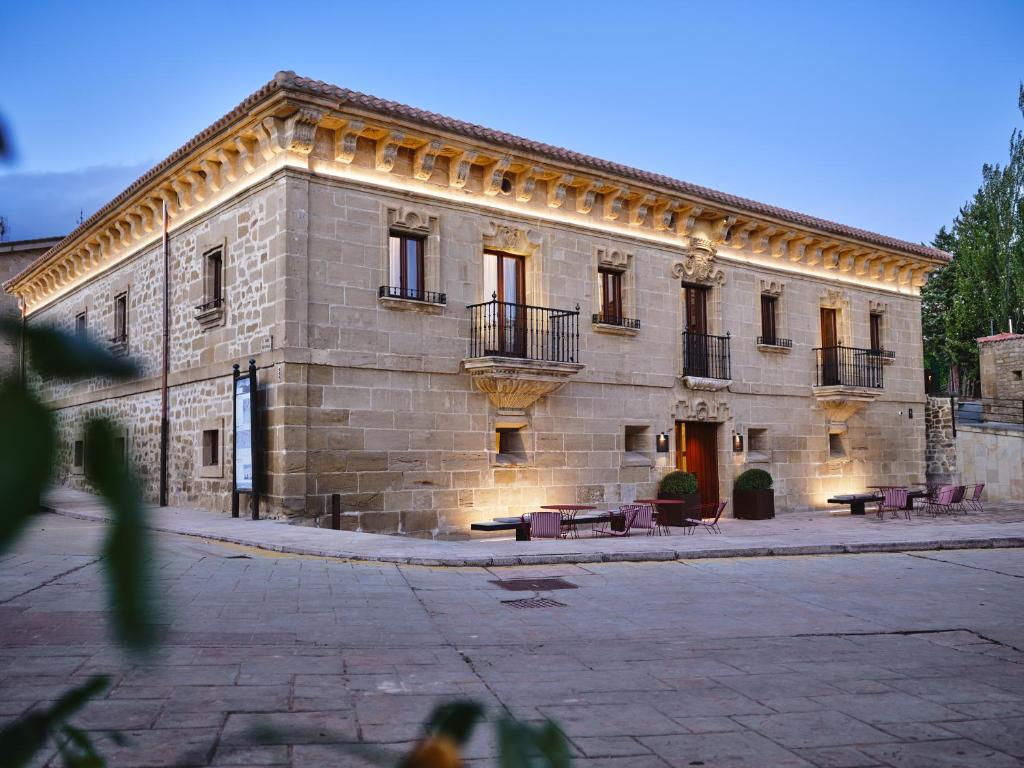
[815,345,884,389]
[757,335,793,348]
[195,297,224,313]
[468,297,579,363]
[378,285,447,304]
[592,313,641,329]
[682,331,731,380]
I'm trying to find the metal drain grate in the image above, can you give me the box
[491,577,577,592]
[502,597,567,609]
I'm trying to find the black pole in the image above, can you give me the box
[331,494,341,530]
[248,358,259,521]
[231,363,240,518]
[158,202,171,507]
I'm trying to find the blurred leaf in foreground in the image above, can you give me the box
[0,319,139,381]
[0,379,56,550]
[84,417,155,652]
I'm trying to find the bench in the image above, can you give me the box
[828,490,925,515]
[471,513,612,541]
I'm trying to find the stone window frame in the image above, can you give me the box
[479,221,544,305]
[492,423,532,468]
[196,239,227,330]
[109,287,130,356]
[756,279,791,354]
[818,288,852,348]
[197,417,224,479]
[74,309,88,339]
[593,247,639,337]
[868,300,894,364]
[379,205,444,313]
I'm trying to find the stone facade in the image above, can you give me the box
[4,73,950,536]
[0,237,62,372]
[957,424,1024,501]
[978,332,1024,424]
[925,395,957,485]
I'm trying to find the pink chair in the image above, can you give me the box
[684,501,727,534]
[922,485,957,517]
[950,485,968,515]
[523,511,562,540]
[629,503,660,536]
[876,487,909,520]
[963,484,985,513]
[594,505,641,537]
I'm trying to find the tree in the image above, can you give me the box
[922,84,1024,393]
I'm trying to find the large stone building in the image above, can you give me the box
[1,236,63,371]
[4,72,949,536]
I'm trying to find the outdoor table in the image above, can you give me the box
[635,498,693,528]
[865,487,928,511]
[827,490,926,515]
[540,504,597,538]
[471,511,610,541]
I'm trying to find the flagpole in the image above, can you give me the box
[159,201,170,507]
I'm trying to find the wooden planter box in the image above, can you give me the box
[733,488,775,520]
[654,492,702,526]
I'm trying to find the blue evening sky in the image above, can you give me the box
[1,0,1021,244]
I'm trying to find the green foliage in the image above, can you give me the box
[0,321,153,766]
[0,676,110,768]
[922,85,1024,392]
[422,700,485,746]
[735,468,773,491]
[658,470,698,497]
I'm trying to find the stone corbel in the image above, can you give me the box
[821,245,840,270]
[413,139,443,180]
[334,120,365,164]
[448,149,478,188]
[184,169,206,204]
[837,247,859,273]
[624,194,652,226]
[678,205,704,237]
[156,187,178,219]
[125,212,143,242]
[283,108,323,155]
[787,236,811,263]
[112,221,130,249]
[515,166,543,202]
[884,258,906,282]
[234,136,257,174]
[653,200,677,231]
[574,180,598,214]
[728,220,758,249]
[198,157,222,194]
[710,215,736,244]
[911,265,932,289]
[546,174,574,208]
[853,252,875,276]
[375,130,405,172]
[254,119,281,161]
[769,230,796,259]
[751,226,777,254]
[216,147,239,184]
[602,188,627,222]
[804,241,824,267]
[483,156,512,196]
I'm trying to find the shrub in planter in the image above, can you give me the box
[734,468,775,520]
[656,471,700,525]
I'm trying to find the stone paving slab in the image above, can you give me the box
[42,488,1024,567]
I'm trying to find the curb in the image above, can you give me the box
[40,503,1024,568]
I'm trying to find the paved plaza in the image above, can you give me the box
[2,513,1024,767]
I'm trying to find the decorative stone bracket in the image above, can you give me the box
[463,357,584,417]
[812,387,882,433]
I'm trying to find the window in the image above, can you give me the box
[202,429,220,467]
[112,292,128,348]
[747,428,769,462]
[75,311,87,338]
[869,312,882,352]
[387,233,425,300]
[623,425,651,465]
[760,295,777,344]
[828,433,846,461]
[204,247,223,309]
[598,267,623,324]
[1013,370,1022,381]
[73,440,84,468]
[495,427,527,465]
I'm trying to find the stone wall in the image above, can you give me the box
[925,395,957,485]
[979,333,1024,424]
[0,238,61,373]
[957,424,1024,501]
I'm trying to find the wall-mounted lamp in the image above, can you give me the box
[656,432,670,453]
[908,408,913,419]
[733,431,744,452]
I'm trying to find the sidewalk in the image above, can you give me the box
[42,487,1024,567]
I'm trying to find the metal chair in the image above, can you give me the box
[684,501,727,534]
[963,483,985,513]
[594,505,641,537]
[629,503,661,536]
[876,487,910,520]
[950,485,968,516]
[523,511,562,540]
[922,485,957,517]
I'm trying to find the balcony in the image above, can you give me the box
[464,298,584,413]
[195,296,225,330]
[813,345,883,426]
[681,331,732,391]
[592,312,640,337]
[378,285,446,315]
[757,335,793,354]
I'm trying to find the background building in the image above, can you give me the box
[0,236,63,371]
[3,73,948,537]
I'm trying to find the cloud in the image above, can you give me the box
[0,162,153,241]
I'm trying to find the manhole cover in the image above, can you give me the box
[502,598,567,609]
[491,578,577,592]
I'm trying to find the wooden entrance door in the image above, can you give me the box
[683,285,710,376]
[820,308,839,385]
[484,251,526,356]
[675,421,719,506]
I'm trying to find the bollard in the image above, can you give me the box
[331,494,341,531]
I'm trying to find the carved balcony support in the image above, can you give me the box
[413,139,442,180]
[334,120,364,164]
[463,358,584,414]
[375,130,404,172]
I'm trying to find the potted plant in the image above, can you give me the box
[655,470,700,526]
[734,468,775,520]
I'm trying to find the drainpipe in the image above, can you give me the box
[18,296,26,385]
[159,202,170,507]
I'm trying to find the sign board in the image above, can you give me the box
[234,375,254,491]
